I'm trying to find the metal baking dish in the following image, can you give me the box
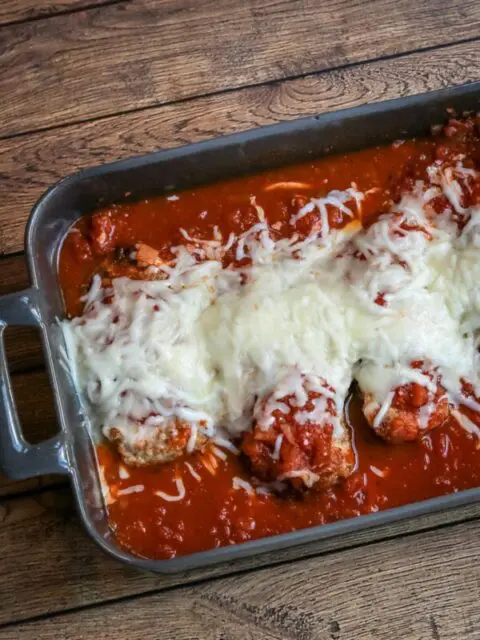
[1,82,479,573]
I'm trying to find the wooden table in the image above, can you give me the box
[0,1,479,638]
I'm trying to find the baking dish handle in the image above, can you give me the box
[0,288,69,479]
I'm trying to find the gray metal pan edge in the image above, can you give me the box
[0,81,479,573]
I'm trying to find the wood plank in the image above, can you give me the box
[1,514,479,637]
[0,366,58,470]
[1,0,479,137]
[0,234,56,498]
[0,255,45,373]
[0,474,63,498]
[3,325,43,373]
[0,487,479,627]
[0,261,59,494]
[0,368,62,495]
[10,369,58,444]
[0,255,29,295]
[1,39,478,255]
[0,0,115,26]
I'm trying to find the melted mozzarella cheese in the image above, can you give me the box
[61,164,480,447]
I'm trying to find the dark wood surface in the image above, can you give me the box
[0,0,111,26]
[0,1,479,637]
[1,518,479,639]
[1,39,479,254]
[1,0,479,137]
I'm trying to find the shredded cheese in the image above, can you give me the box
[62,160,480,482]
[212,436,240,454]
[370,465,386,478]
[118,465,130,480]
[184,461,201,482]
[373,391,395,430]
[272,434,284,461]
[211,445,228,461]
[117,484,144,496]
[232,477,255,495]
[155,477,186,502]
[278,469,320,488]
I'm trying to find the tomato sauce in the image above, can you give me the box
[59,118,480,560]
[60,139,440,313]
[97,394,480,560]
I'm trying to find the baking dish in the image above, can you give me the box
[1,81,479,573]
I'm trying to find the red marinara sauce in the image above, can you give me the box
[59,123,480,560]
[97,395,480,559]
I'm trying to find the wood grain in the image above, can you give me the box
[0,255,29,294]
[3,326,44,373]
[0,261,60,493]
[9,369,58,444]
[0,0,116,26]
[1,516,479,638]
[0,485,478,628]
[0,368,58,491]
[0,357,61,495]
[1,0,479,137]
[1,40,479,255]
[0,339,62,499]
[0,255,45,372]
[0,474,63,498]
